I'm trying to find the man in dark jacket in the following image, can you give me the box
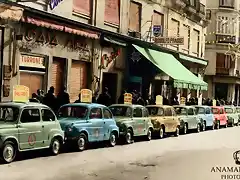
[97,87,111,106]
[57,87,70,109]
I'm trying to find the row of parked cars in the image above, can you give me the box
[0,101,239,163]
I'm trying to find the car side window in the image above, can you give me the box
[21,109,40,123]
[165,108,173,116]
[206,108,211,114]
[90,108,102,119]
[133,108,142,117]
[188,108,194,116]
[143,108,149,117]
[41,109,55,122]
[103,108,112,119]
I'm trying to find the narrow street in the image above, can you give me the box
[0,127,239,180]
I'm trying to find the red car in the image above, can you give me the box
[211,106,228,128]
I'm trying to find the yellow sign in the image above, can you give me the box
[124,93,132,104]
[180,97,186,105]
[13,85,29,102]
[213,99,216,106]
[155,95,163,105]
[80,89,92,103]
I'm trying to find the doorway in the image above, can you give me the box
[102,73,118,104]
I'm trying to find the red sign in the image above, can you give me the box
[73,0,91,16]
[104,0,120,25]
[28,134,36,146]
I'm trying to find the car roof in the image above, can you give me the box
[146,105,172,108]
[192,105,209,108]
[61,103,107,108]
[0,102,49,108]
[212,106,223,108]
[109,104,144,108]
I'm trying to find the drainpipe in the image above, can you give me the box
[0,28,4,102]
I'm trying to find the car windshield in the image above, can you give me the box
[174,107,187,115]
[146,107,164,116]
[225,108,233,113]
[109,106,132,117]
[0,106,19,122]
[212,108,219,114]
[195,107,205,114]
[58,106,88,119]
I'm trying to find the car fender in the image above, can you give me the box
[108,124,119,137]
[0,135,20,150]
[48,129,64,144]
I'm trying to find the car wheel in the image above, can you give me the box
[159,126,164,139]
[146,128,152,141]
[202,122,206,131]
[125,129,133,144]
[109,132,117,147]
[183,123,188,134]
[50,138,61,155]
[196,123,201,133]
[77,133,87,151]
[174,126,180,137]
[1,141,16,163]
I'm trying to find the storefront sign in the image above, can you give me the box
[124,93,132,104]
[180,97,186,105]
[49,0,64,10]
[20,55,45,69]
[154,37,184,45]
[80,89,92,103]
[13,85,29,102]
[155,95,163,105]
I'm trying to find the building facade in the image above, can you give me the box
[205,0,240,104]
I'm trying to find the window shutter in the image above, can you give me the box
[129,2,141,32]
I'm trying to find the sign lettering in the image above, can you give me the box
[154,37,184,45]
[20,55,45,69]
[124,93,132,104]
[101,49,120,69]
[80,89,92,103]
[13,85,29,102]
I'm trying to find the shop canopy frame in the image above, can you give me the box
[133,44,208,91]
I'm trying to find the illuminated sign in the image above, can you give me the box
[49,0,64,10]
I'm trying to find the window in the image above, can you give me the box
[169,18,180,49]
[212,108,219,114]
[143,108,149,117]
[216,15,235,35]
[146,107,164,116]
[183,24,190,52]
[206,108,211,114]
[133,108,142,117]
[188,108,194,115]
[192,29,200,55]
[216,53,231,69]
[58,106,88,119]
[153,11,164,36]
[72,0,92,17]
[109,106,132,117]
[129,1,142,32]
[90,108,102,119]
[0,106,19,122]
[21,109,40,123]
[104,0,120,25]
[195,107,205,114]
[42,109,55,122]
[103,108,112,119]
[219,0,234,7]
[165,108,173,116]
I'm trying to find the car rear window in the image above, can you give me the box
[174,107,187,115]
[195,107,205,114]
[58,106,88,119]
[0,106,19,122]
[109,106,132,117]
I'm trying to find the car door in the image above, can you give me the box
[205,107,214,127]
[41,108,57,146]
[187,108,197,129]
[164,107,175,132]
[132,107,145,136]
[102,107,114,140]
[89,107,105,141]
[142,107,150,134]
[18,108,44,150]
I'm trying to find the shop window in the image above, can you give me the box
[129,1,142,32]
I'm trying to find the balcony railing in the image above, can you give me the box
[199,3,205,15]
[219,0,234,8]
[216,67,230,75]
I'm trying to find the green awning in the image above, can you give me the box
[133,44,208,90]
[103,36,127,47]
[179,54,208,66]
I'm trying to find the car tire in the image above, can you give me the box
[50,138,61,155]
[109,132,117,147]
[1,141,17,164]
[159,126,164,139]
[146,128,152,141]
[76,133,87,151]
[202,122,206,131]
[174,126,180,137]
[196,123,201,133]
[183,123,188,134]
[125,129,133,144]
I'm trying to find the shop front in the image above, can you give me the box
[2,15,99,101]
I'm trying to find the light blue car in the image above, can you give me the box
[193,105,215,130]
[58,103,119,151]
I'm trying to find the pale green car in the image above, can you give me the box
[236,107,240,124]
[224,106,239,126]
[0,102,64,163]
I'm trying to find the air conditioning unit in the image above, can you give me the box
[129,31,141,39]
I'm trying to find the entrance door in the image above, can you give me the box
[20,72,43,96]
[52,57,65,96]
[102,73,117,104]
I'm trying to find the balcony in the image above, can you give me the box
[216,34,236,44]
[216,67,230,75]
[185,0,197,14]
[198,3,205,18]
[219,0,235,9]
[167,0,187,10]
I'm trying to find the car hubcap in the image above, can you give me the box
[148,130,152,140]
[110,134,116,146]
[126,132,131,144]
[203,124,205,131]
[160,128,164,138]
[197,125,200,132]
[184,125,187,134]
[78,137,85,150]
[52,140,60,154]
[3,145,14,162]
[217,123,220,129]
